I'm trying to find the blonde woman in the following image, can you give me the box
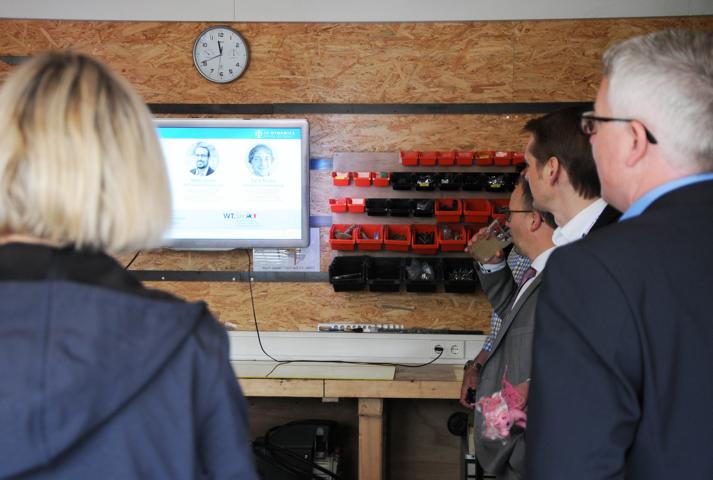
[0,51,257,479]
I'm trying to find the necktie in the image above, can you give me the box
[508,267,537,311]
[517,267,537,293]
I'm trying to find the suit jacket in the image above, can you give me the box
[527,180,713,480]
[474,266,543,479]
[473,203,619,479]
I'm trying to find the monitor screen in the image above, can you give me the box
[155,118,310,249]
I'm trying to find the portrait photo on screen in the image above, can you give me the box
[189,141,218,177]
[246,143,275,177]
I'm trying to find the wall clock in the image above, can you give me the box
[193,26,249,83]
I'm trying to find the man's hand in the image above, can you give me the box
[459,363,480,409]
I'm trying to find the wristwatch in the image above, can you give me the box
[464,360,483,371]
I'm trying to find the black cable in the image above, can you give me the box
[244,250,445,370]
[124,250,141,270]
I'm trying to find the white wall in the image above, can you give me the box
[0,0,710,22]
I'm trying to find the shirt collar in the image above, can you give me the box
[531,246,556,277]
[620,173,713,221]
[552,198,607,246]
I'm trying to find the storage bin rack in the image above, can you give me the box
[328,151,519,292]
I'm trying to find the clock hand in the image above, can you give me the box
[203,53,221,62]
[218,41,223,56]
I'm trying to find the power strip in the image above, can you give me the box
[317,323,405,333]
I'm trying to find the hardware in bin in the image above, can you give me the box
[329,224,357,250]
[384,224,411,251]
[355,224,384,251]
[435,199,462,223]
[438,224,467,252]
[411,224,438,254]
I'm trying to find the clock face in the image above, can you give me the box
[193,26,249,83]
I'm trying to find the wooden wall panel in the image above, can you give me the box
[144,280,493,332]
[513,17,697,101]
[2,18,710,104]
[3,16,712,338]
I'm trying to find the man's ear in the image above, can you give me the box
[544,156,561,186]
[625,120,650,168]
[529,211,543,232]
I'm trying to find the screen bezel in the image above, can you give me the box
[155,117,310,250]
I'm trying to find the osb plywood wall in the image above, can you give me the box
[2,16,711,334]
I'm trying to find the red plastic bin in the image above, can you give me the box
[490,199,510,222]
[372,171,391,187]
[353,171,373,187]
[438,151,457,166]
[475,151,495,166]
[384,224,412,252]
[331,171,352,186]
[494,151,514,166]
[400,151,420,166]
[329,224,357,250]
[411,224,439,255]
[437,224,468,252]
[435,199,463,223]
[329,198,349,213]
[463,199,492,223]
[355,224,384,251]
[419,151,438,166]
[512,152,525,164]
[347,198,365,213]
[456,151,475,166]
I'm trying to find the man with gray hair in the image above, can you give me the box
[527,30,713,479]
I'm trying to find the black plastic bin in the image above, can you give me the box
[329,256,367,291]
[437,172,463,191]
[443,257,478,293]
[404,257,442,293]
[484,173,509,193]
[386,198,412,216]
[411,199,435,217]
[391,172,414,190]
[365,198,388,216]
[462,172,484,191]
[414,172,437,191]
[367,257,403,292]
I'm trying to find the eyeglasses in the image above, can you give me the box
[504,209,533,222]
[579,111,658,144]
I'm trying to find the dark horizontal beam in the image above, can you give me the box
[132,270,329,282]
[148,102,592,115]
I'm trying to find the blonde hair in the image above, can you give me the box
[0,51,171,253]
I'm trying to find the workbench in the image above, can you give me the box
[237,363,463,480]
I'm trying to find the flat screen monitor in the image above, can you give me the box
[155,118,310,249]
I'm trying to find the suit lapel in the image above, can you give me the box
[590,204,621,232]
[487,274,543,357]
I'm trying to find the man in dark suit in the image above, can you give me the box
[523,106,620,243]
[527,30,713,479]
[190,143,215,176]
[460,106,620,413]
[463,178,556,479]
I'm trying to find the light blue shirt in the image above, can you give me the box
[620,173,713,221]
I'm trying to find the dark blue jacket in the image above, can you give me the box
[0,243,258,479]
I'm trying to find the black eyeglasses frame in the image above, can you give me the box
[579,111,658,145]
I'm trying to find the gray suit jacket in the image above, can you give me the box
[474,266,542,480]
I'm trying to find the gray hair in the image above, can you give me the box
[602,30,713,171]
